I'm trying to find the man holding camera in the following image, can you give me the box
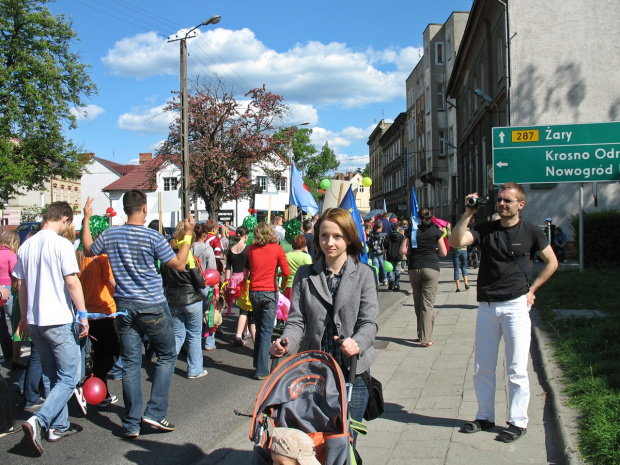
[450,182,557,443]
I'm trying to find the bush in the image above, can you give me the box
[570,209,620,267]
[20,205,42,223]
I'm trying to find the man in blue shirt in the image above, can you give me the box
[553,227,568,262]
[82,190,195,439]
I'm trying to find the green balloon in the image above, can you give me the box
[320,178,331,189]
[384,261,394,273]
[372,265,379,275]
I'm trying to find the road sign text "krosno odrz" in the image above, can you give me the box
[492,121,620,184]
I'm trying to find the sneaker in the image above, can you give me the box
[22,416,43,456]
[388,282,393,290]
[97,395,118,408]
[465,284,470,290]
[0,422,22,438]
[204,346,216,351]
[142,417,175,431]
[255,375,269,380]
[393,286,400,291]
[233,336,246,347]
[242,331,251,340]
[124,430,139,439]
[47,426,79,442]
[24,398,45,410]
[187,369,208,379]
[73,387,87,415]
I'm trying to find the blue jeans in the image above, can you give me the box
[170,301,204,377]
[369,253,386,284]
[21,342,51,407]
[0,294,14,360]
[451,250,468,281]
[249,291,278,378]
[387,261,402,287]
[28,323,81,432]
[114,298,176,433]
[349,373,370,449]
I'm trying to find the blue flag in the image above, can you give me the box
[382,198,387,213]
[410,185,420,248]
[338,186,368,264]
[289,163,319,216]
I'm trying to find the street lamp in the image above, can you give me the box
[168,15,221,220]
[474,88,504,125]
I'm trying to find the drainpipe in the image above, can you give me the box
[496,0,510,126]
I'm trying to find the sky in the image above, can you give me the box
[48,0,474,172]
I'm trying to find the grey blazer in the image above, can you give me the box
[281,256,379,374]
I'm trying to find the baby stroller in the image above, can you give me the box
[249,350,362,465]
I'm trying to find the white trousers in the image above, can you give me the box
[473,295,531,428]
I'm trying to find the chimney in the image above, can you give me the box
[139,153,152,165]
[346,171,354,180]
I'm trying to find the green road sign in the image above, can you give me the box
[492,121,620,184]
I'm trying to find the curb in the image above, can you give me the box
[530,308,582,465]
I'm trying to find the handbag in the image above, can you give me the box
[361,371,384,421]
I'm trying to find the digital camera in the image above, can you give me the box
[466,196,490,208]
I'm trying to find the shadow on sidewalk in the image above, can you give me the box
[383,402,458,427]
[375,336,419,348]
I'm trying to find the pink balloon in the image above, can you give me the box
[276,293,290,321]
[203,268,221,286]
[83,376,106,405]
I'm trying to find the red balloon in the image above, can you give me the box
[253,209,258,214]
[203,268,221,286]
[248,208,253,213]
[109,211,117,217]
[105,207,114,214]
[83,376,106,405]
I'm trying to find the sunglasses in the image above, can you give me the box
[496,197,519,205]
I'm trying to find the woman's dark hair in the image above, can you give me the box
[291,234,307,251]
[194,223,207,241]
[419,207,434,229]
[313,208,364,263]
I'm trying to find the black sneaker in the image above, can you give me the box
[393,286,400,291]
[22,416,43,456]
[124,430,139,439]
[388,282,393,290]
[142,417,175,431]
[97,394,118,408]
[47,426,80,442]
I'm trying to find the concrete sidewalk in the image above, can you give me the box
[203,262,563,464]
[357,263,561,464]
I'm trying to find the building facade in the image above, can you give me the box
[447,0,620,236]
[368,120,391,210]
[379,113,408,215]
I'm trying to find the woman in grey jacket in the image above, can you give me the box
[270,207,379,449]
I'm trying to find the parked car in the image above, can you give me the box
[16,222,41,243]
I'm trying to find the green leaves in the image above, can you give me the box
[0,0,96,203]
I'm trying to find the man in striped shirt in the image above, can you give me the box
[82,190,195,439]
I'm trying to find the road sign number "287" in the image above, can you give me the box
[511,130,539,142]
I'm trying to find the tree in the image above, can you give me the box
[158,79,290,219]
[20,205,42,222]
[273,127,317,175]
[0,0,97,204]
[362,162,371,178]
[304,142,340,201]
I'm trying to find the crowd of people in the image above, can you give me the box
[0,182,565,460]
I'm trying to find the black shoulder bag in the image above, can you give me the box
[361,371,384,421]
[499,229,530,288]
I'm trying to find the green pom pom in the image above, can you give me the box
[78,215,110,250]
[242,215,258,232]
[284,219,302,244]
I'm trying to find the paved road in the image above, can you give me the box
[0,280,405,464]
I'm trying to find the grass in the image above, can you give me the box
[535,269,620,465]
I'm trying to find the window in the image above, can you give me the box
[276,177,287,192]
[163,177,178,191]
[439,130,446,158]
[448,127,455,156]
[480,63,485,96]
[425,88,430,114]
[473,78,478,112]
[358,185,365,193]
[257,176,268,193]
[435,42,444,64]
[447,39,452,60]
[437,85,445,110]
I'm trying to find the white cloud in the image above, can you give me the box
[310,124,375,151]
[117,104,175,135]
[70,104,105,122]
[102,28,420,109]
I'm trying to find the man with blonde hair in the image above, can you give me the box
[450,182,557,443]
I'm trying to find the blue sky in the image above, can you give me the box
[49,0,473,171]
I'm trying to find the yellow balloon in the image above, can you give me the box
[362,177,372,187]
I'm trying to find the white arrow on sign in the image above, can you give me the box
[499,131,505,143]
[496,161,508,168]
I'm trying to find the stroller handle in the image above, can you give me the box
[336,336,358,384]
[269,339,288,373]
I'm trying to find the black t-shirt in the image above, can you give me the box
[226,245,249,273]
[406,224,443,271]
[471,220,548,302]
